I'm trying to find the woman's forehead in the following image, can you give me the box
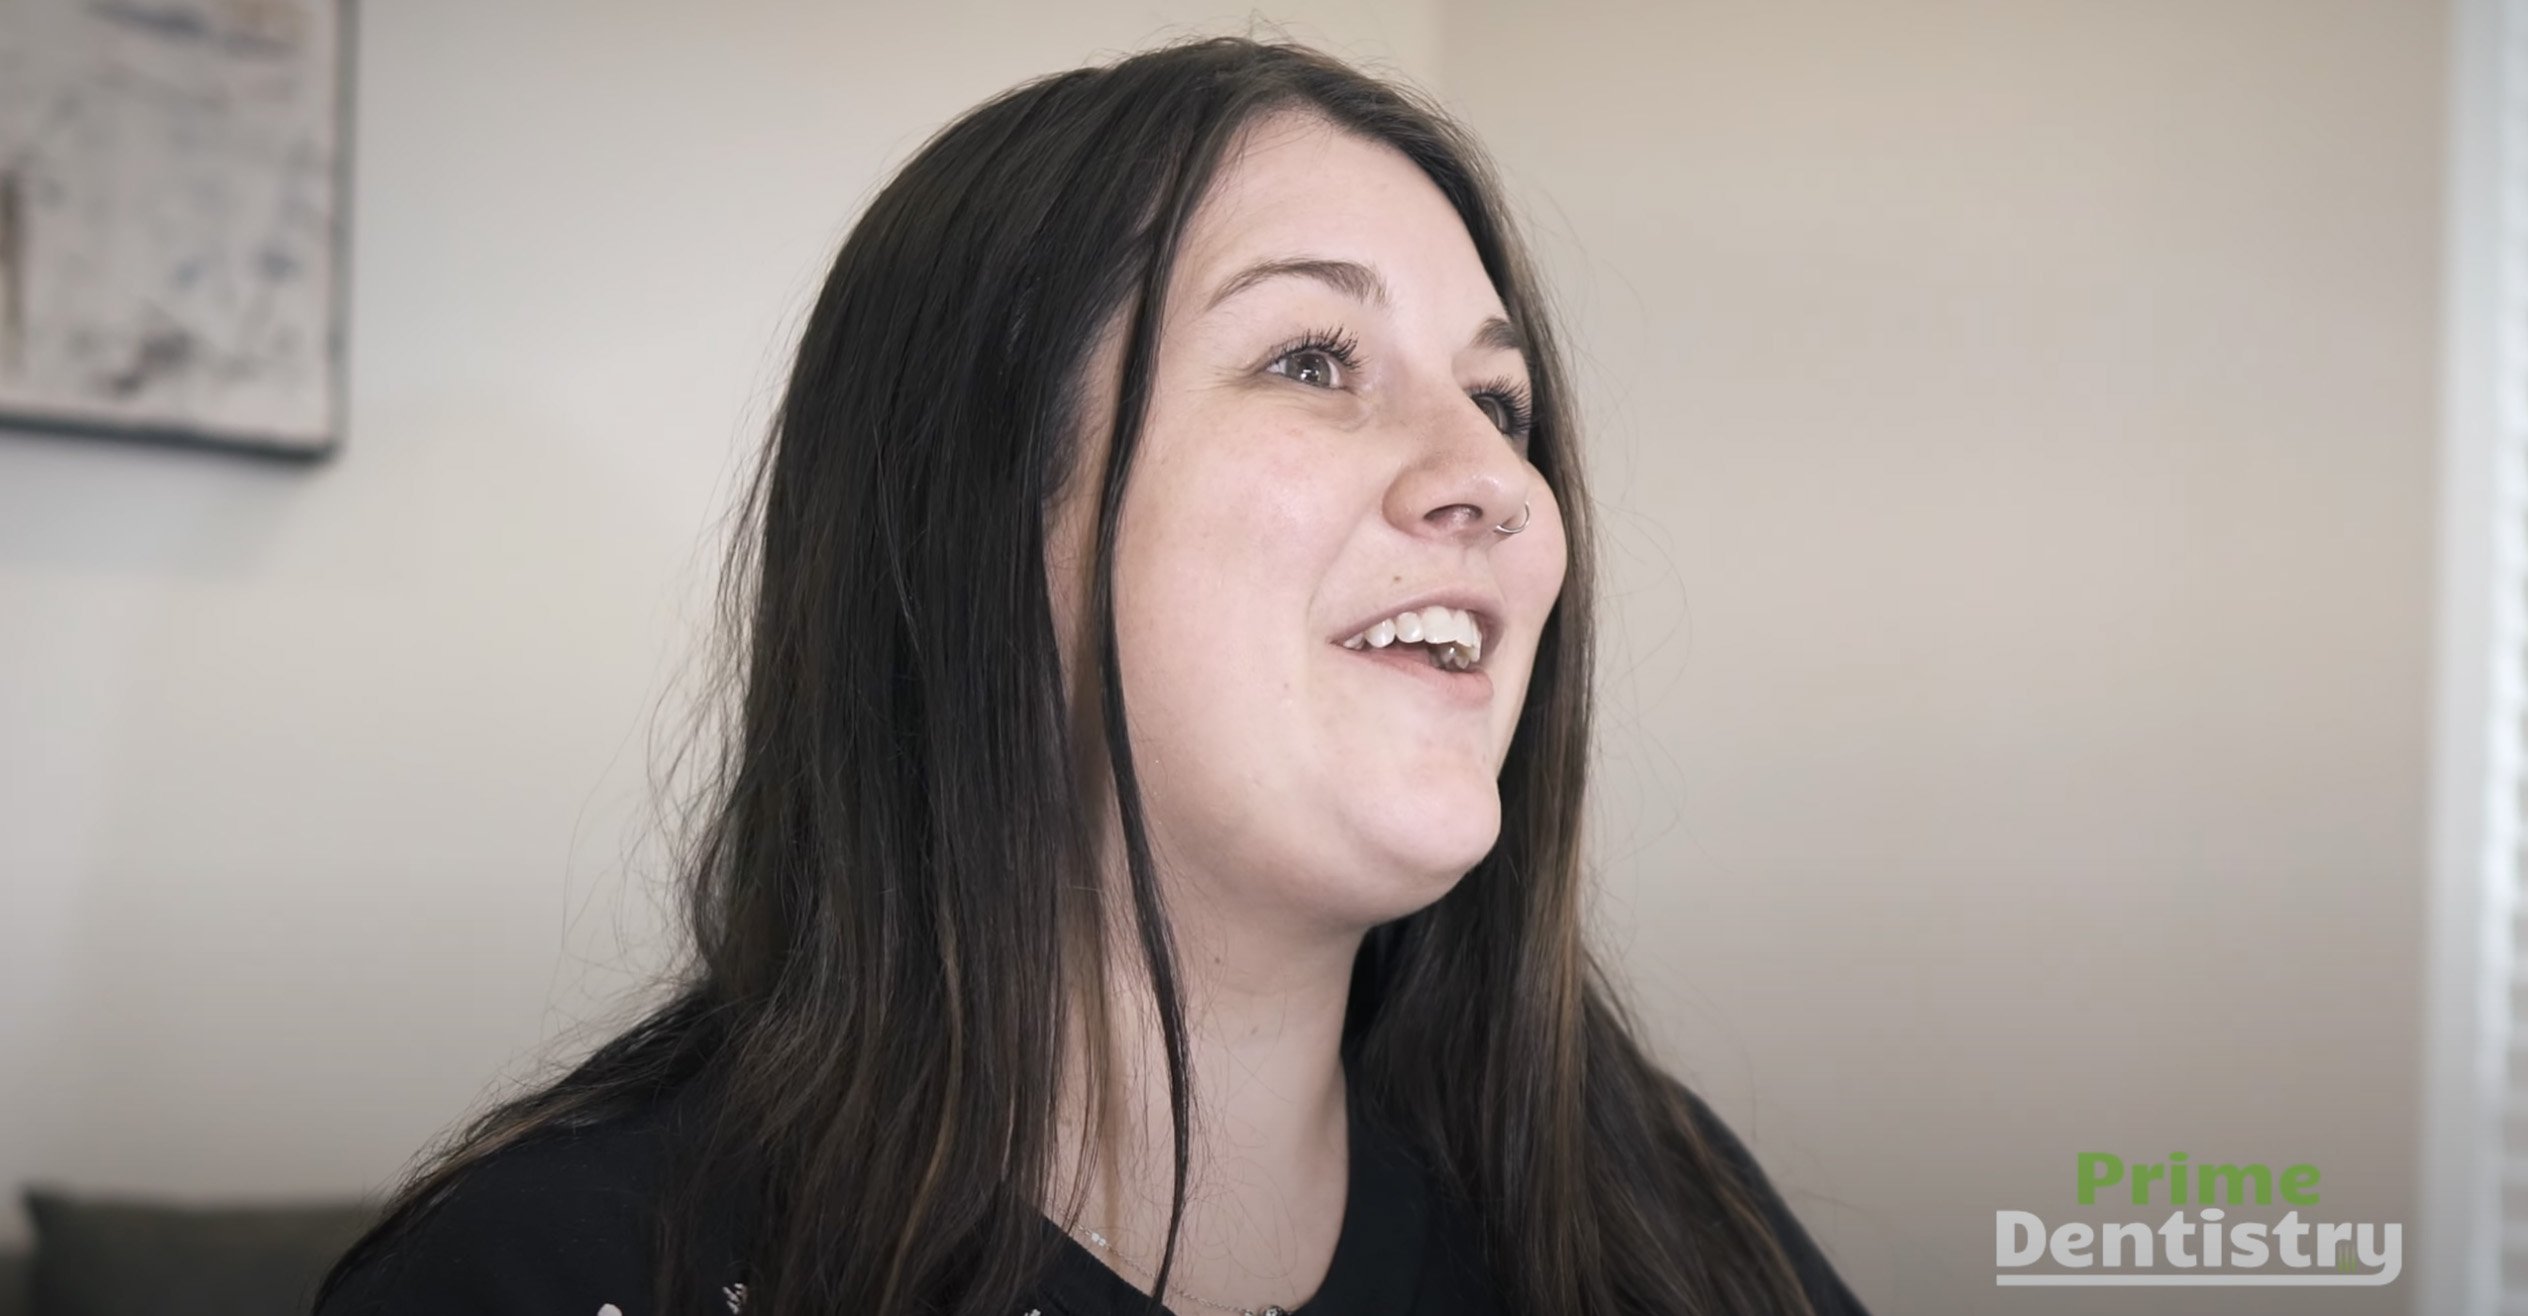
[1172,114,1490,319]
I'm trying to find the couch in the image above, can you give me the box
[4,1190,374,1316]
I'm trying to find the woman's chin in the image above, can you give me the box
[1350,791,1503,904]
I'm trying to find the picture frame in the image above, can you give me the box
[0,0,354,462]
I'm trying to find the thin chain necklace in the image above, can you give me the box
[1075,1227,1294,1316]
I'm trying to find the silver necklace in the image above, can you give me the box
[1076,1227,1293,1316]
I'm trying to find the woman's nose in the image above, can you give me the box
[1387,388,1536,545]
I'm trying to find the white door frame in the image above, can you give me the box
[2422,1,2521,1313]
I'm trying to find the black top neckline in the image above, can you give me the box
[314,1069,1870,1316]
[1038,1091,1432,1316]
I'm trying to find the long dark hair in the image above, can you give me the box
[320,36,1821,1316]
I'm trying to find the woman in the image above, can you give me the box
[317,36,1869,1316]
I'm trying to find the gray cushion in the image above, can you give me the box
[24,1189,374,1316]
[0,1248,28,1316]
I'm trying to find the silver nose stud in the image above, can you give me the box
[1493,500,1533,535]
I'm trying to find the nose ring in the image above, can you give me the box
[1493,501,1533,535]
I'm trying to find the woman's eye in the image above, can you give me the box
[1470,381,1535,444]
[1270,347,1345,389]
[1265,329,1360,391]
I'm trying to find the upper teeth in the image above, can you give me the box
[1342,606,1484,664]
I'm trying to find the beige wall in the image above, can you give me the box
[0,3,2455,1312]
[1442,2,2445,1312]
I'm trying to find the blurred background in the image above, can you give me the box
[0,2,2501,1313]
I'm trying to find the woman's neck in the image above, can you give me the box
[1049,903,1361,1312]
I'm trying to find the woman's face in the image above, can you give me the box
[1050,112,1568,944]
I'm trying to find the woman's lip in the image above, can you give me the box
[1333,641,1493,707]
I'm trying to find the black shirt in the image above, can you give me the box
[318,1082,1869,1316]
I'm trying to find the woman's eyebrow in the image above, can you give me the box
[1205,256,1390,312]
[1471,315,1525,355]
[1202,255,1528,354]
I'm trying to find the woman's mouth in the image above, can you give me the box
[1335,639,1494,706]
[1338,605,1484,672]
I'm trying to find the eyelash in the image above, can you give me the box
[1469,374,1536,444]
[1267,326,1536,446]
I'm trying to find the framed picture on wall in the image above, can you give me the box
[0,0,353,461]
